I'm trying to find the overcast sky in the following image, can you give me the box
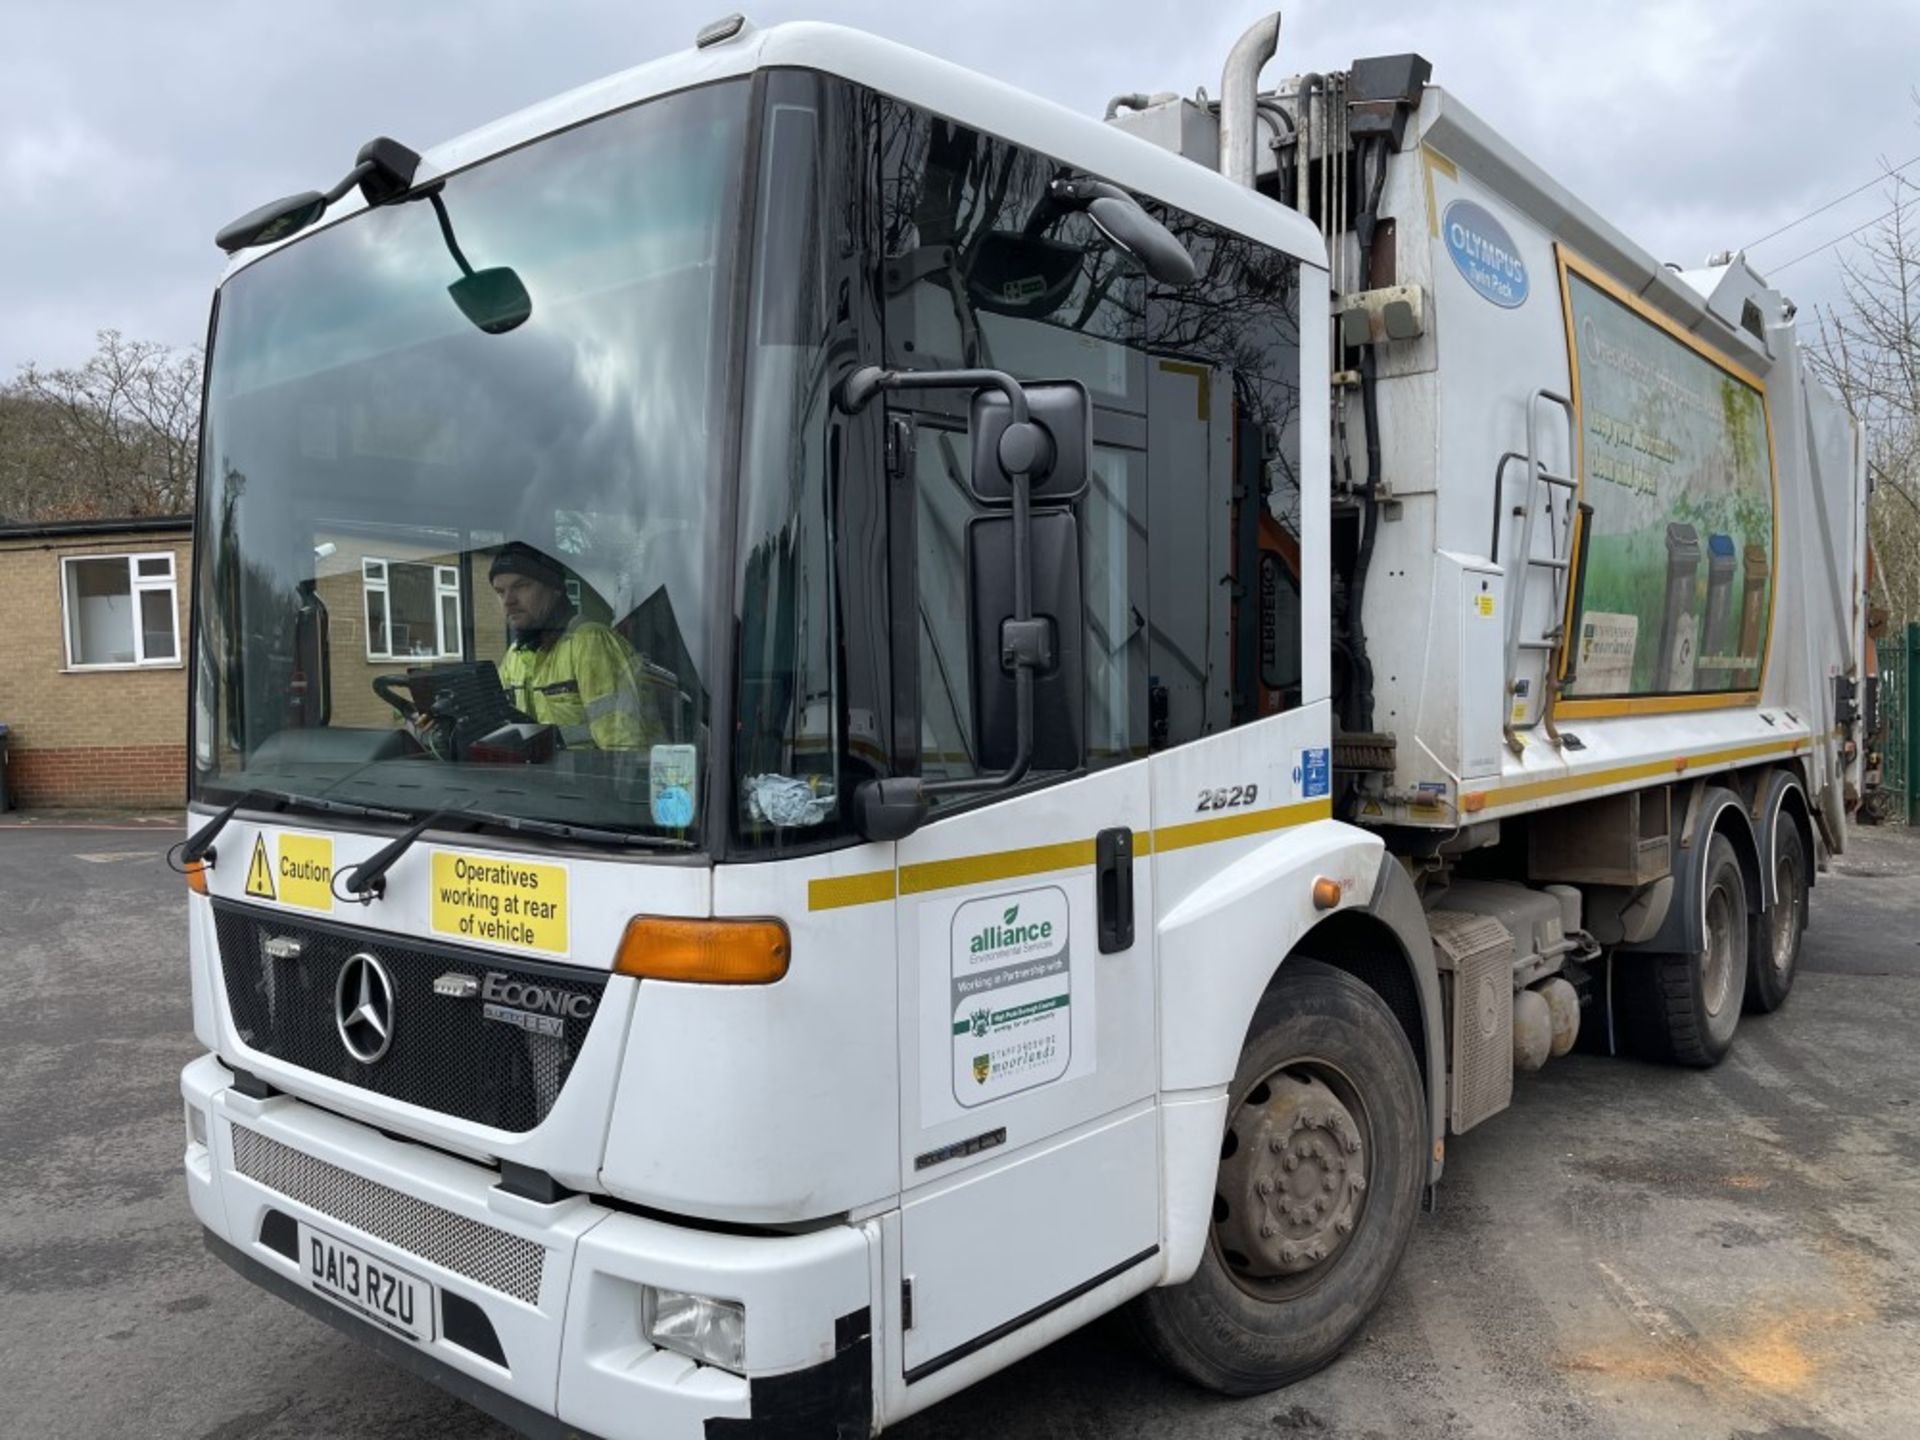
[4,0,1917,375]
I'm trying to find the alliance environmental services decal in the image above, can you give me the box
[950,885,1072,1107]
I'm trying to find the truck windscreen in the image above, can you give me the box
[194,80,748,844]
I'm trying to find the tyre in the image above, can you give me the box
[1127,960,1425,1394]
[1745,807,1807,1014]
[1620,832,1746,1067]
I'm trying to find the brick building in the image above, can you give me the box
[0,516,192,809]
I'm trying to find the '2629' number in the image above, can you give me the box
[1196,783,1258,812]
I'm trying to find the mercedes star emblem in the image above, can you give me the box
[334,952,396,1064]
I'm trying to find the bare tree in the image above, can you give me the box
[1808,168,1920,628]
[0,330,203,523]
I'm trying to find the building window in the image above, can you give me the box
[362,558,463,660]
[62,551,179,668]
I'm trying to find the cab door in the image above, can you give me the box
[890,419,1161,1382]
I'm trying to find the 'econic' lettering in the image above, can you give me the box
[481,971,594,1020]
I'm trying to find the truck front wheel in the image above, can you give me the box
[1128,960,1425,1394]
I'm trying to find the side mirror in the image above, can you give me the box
[425,190,532,335]
[449,267,533,335]
[836,364,1087,829]
[214,139,419,254]
[965,232,1086,319]
[970,509,1085,773]
[1085,193,1197,285]
[215,192,329,254]
[968,380,1091,505]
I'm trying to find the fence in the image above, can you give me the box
[1876,622,1918,825]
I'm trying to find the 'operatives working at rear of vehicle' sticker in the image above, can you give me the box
[429,849,569,957]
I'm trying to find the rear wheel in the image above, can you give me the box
[1745,809,1807,1013]
[1127,961,1425,1394]
[1621,832,1746,1067]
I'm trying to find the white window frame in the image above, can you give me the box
[59,550,181,671]
[363,556,463,661]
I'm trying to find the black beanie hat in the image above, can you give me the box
[488,541,569,592]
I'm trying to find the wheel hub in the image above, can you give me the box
[1217,1072,1367,1278]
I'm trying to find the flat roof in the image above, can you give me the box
[0,515,192,542]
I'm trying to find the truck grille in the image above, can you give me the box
[213,900,608,1133]
[231,1124,545,1304]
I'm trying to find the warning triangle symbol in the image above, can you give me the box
[245,834,277,900]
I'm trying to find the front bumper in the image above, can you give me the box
[182,1054,877,1440]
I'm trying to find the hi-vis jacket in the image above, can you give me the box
[499,617,657,750]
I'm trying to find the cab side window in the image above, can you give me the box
[873,97,1301,791]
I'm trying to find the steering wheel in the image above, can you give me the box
[372,673,420,721]
[373,671,540,761]
[372,673,452,758]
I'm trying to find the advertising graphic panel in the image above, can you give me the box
[1560,257,1774,703]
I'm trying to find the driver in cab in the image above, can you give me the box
[490,542,656,751]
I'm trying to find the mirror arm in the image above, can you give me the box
[1048,176,1126,210]
[321,160,376,208]
[838,365,1029,425]
[427,191,476,277]
[1020,176,1116,238]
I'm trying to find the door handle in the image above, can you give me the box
[1096,826,1134,954]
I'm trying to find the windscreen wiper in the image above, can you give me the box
[339,807,466,902]
[338,804,688,904]
[287,793,415,821]
[454,806,695,849]
[181,787,411,867]
[181,790,279,867]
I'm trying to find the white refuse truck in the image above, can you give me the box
[179,13,1868,1435]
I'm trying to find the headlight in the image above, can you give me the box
[643,1286,746,1372]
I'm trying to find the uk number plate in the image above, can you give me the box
[296,1222,434,1343]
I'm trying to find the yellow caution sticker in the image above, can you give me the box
[245,835,276,900]
[277,833,335,913]
[1476,593,1495,618]
[430,850,568,956]
[244,831,335,911]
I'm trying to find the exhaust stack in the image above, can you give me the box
[1219,13,1281,188]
